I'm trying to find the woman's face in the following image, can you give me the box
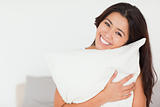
[95,12,129,50]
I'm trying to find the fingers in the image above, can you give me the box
[123,86,135,95]
[109,70,118,83]
[121,93,132,100]
[119,74,134,85]
[122,82,135,91]
[121,83,135,98]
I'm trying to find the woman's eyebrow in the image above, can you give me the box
[105,18,112,25]
[105,18,125,36]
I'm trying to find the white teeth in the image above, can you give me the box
[100,36,110,45]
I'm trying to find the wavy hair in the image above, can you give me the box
[91,2,158,107]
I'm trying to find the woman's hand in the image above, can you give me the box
[100,71,135,105]
[55,71,136,107]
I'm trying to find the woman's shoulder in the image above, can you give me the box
[85,46,96,49]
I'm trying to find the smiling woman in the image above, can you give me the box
[54,2,157,107]
[95,12,129,50]
[89,2,158,107]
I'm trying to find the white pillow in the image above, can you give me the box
[46,38,146,107]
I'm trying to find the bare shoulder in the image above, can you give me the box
[132,74,146,107]
[135,74,144,89]
[85,46,96,49]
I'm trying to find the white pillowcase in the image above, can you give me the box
[46,38,146,107]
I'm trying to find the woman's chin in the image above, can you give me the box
[95,45,108,50]
[95,43,113,50]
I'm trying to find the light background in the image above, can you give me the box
[0,0,160,107]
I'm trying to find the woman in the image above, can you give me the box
[54,2,157,107]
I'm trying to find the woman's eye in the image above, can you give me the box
[116,32,122,37]
[105,22,110,27]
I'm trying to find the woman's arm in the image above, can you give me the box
[54,89,66,107]
[132,74,146,107]
[54,88,104,107]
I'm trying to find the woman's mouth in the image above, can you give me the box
[100,35,112,46]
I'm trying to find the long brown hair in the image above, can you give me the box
[91,2,157,107]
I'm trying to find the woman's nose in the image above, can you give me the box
[104,30,113,40]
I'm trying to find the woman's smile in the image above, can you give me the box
[99,35,112,46]
[95,12,129,50]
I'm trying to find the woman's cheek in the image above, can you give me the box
[113,39,121,46]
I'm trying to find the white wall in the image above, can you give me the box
[0,0,160,107]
